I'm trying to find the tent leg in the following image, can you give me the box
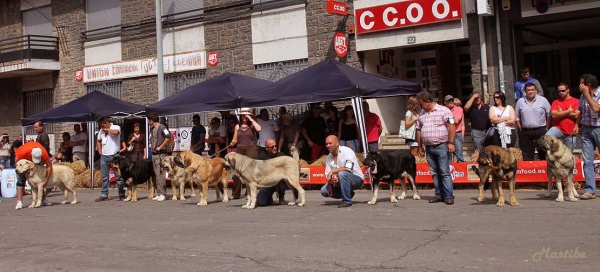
[353,97,369,155]
[89,122,95,190]
[21,126,26,144]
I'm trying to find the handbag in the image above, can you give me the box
[126,143,134,152]
[399,120,416,140]
[485,107,508,141]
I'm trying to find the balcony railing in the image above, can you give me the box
[0,35,59,64]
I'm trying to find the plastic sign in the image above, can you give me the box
[333,32,348,58]
[355,0,463,34]
[327,1,348,16]
[208,51,219,67]
[75,69,83,82]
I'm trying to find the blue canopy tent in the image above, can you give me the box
[21,91,146,188]
[241,58,422,154]
[145,72,273,115]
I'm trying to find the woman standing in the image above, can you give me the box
[337,105,360,152]
[404,96,421,157]
[229,108,262,199]
[127,123,146,162]
[488,91,517,148]
[0,134,11,168]
[326,106,339,136]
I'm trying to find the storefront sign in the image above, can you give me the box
[327,0,348,16]
[82,51,206,83]
[75,69,83,82]
[207,51,219,67]
[355,0,463,34]
[521,0,600,17]
[333,32,348,57]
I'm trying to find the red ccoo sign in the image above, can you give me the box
[327,0,348,16]
[75,69,83,82]
[333,32,348,58]
[355,0,463,34]
[207,51,219,67]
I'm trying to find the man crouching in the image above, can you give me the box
[321,135,364,208]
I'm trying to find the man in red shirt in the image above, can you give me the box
[14,141,53,210]
[545,83,580,151]
[363,101,382,152]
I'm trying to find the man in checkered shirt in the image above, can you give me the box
[415,91,456,205]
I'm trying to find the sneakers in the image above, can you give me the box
[157,195,166,202]
[152,195,160,201]
[15,201,23,210]
[41,199,52,206]
[580,192,597,200]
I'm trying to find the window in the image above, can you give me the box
[255,58,308,82]
[86,81,123,99]
[22,6,53,48]
[86,0,121,33]
[162,0,203,21]
[24,89,54,134]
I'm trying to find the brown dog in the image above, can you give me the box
[178,151,228,206]
[161,155,195,201]
[474,146,519,207]
[536,135,579,202]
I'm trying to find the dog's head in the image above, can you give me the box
[222,152,237,170]
[477,146,504,169]
[110,156,132,177]
[161,156,185,171]
[364,151,386,174]
[16,159,36,178]
[536,135,561,153]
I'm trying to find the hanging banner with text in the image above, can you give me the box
[296,160,597,185]
[82,51,206,83]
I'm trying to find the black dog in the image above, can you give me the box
[363,150,420,204]
[111,157,156,202]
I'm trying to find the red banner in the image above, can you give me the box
[298,160,594,185]
[355,0,463,34]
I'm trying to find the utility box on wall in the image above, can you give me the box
[477,0,495,16]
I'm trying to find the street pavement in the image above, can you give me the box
[0,188,598,272]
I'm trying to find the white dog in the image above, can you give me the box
[15,159,78,208]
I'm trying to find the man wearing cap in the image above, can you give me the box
[14,141,53,210]
[444,95,465,162]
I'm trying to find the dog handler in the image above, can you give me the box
[14,141,53,210]
[321,135,364,208]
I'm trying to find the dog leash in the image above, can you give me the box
[207,143,233,158]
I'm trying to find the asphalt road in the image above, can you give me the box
[0,188,598,272]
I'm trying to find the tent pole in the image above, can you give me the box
[353,97,369,155]
[146,118,150,159]
[89,122,95,189]
[21,126,26,144]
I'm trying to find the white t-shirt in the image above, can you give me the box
[97,124,121,155]
[325,146,364,179]
[208,125,227,139]
[256,119,280,147]
[71,132,87,153]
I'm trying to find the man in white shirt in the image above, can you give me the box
[320,135,364,208]
[70,124,87,162]
[95,116,124,202]
[256,108,280,152]
[207,117,227,157]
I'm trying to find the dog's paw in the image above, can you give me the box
[477,196,485,202]
[544,193,552,198]
[191,193,196,197]
[287,202,296,206]
[510,200,520,206]
[397,192,407,200]
[367,200,376,205]
[197,201,208,206]
[413,194,421,200]
[61,201,67,204]
[247,205,256,209]
[28,204,35,208]
[574,192,580,198]
[297,203,305,207]
[390,197,398,203]
[70,201,78,205]
[171,197,177,201]
[568,196,579,202]
[34,203,41,208]
[496,198,505,207]
[556,196,564,202]
[123,198,131,202]
[241,204,249,209]
[222,198,229,203]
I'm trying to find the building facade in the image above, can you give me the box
[1,0,599,153]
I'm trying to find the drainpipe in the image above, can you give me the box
[495,2,505,94]
[478,15,489,100]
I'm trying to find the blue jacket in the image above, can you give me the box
[515,77,543,101]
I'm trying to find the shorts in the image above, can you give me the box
[17,172,27,188]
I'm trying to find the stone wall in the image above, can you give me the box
[0,0,22,40]
[121,0,157,60]
[203,0,254,78]
[122,77,158,106]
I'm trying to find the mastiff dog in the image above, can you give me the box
[474,146,519,207]
[179,151,228,206]
[161,155,195,201]
[15,159,78,207]
[363,150,420,205]
[222,152,305,209]
[111,157,156,202]
[536,135,579,202]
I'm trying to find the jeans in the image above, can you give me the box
[0,157,9,168]
[545,127,574,152]
[448,133,464,162]
[426,143,454,199]
[581,126,600,195]
[340,139,359,152]
[100,154,124,197]
[320,171,364,204]
[368,141,379,152]
[471,129,486,152]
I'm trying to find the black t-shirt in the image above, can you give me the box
[10,140,22,166]
[303,116,327,145]
[257,150,285,160]
[467,104,492,130]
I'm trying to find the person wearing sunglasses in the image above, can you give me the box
[255,139,289,206]
[488,91,517,148]
[545,83,579,152]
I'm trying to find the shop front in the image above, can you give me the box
[354,0,476,134]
